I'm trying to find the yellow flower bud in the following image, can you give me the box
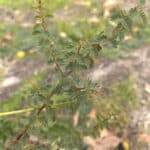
[122,141,129,150]
[17,51,25,59]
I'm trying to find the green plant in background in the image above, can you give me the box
[0,0,147,149]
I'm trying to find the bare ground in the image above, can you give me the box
[0,59,45,101]
[89,46,150,143]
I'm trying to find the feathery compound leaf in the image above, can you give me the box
[129,6,147,24]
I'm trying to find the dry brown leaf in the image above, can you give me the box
[89,16,99,24]
[29,135,38,143]
[104,10,110,19]
[17,16,24,23]
[1,42,10,46]
[87,109,96,119]
[138,133,150,144]
[103,0,122,19]
[21,22,33,28]
[3,34,13,40]
[103,0,121,10]
[124,35,133,41]
[100,128,113,138]
[71,110,80,126]
[83,128,121,150]
[74,0,91,7]
[83,135,121,150]
[91,8,98,15]
[29,135,49,146]
[132,27,139,32]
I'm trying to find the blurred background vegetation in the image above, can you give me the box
[0,0,150,149]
